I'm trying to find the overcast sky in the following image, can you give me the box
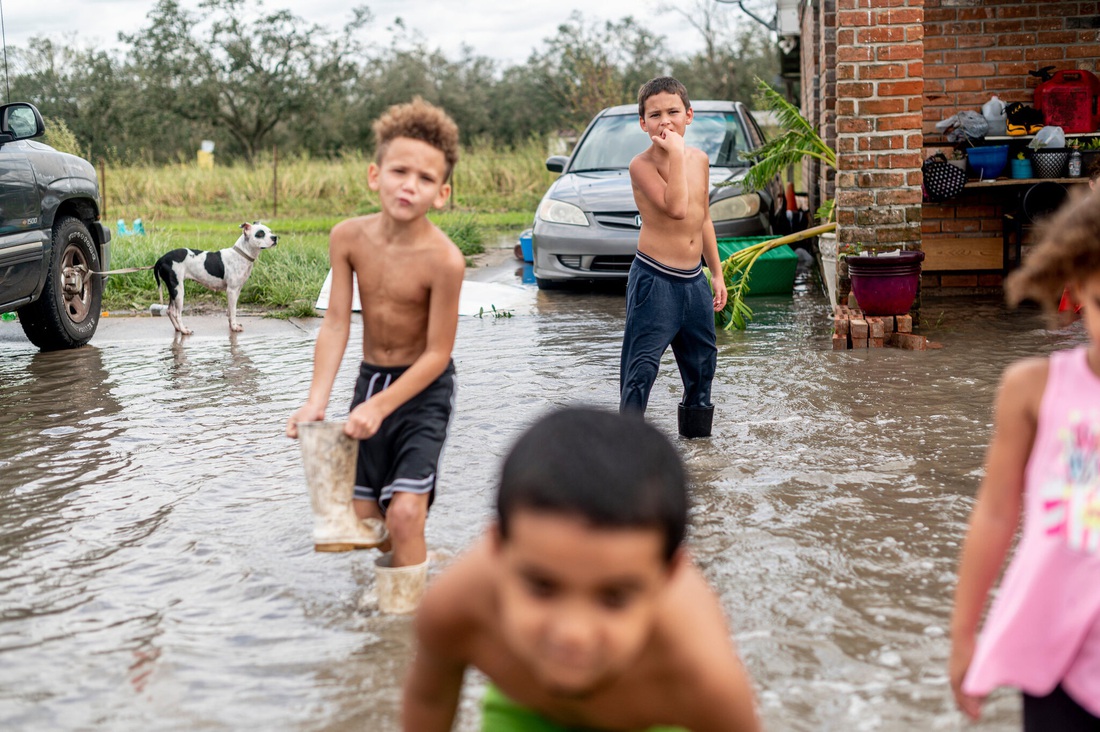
[0,0,766,68]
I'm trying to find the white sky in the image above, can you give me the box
[0,0,766,68]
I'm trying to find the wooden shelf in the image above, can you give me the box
[925,131,1100,147]
[963,177,1088,187]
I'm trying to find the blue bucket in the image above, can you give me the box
[519,229,534,263]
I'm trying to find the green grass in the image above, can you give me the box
[101,143,548,313]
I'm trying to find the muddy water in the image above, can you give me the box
[0,249,1082,731]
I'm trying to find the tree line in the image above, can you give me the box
[3,0,779,164]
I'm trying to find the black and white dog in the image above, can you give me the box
[153,222,278,335]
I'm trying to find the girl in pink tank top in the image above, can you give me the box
[950,185,1100,730]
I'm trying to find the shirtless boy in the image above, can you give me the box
[403,407,760,732]
[621,76,726,439]
[286,98,465,572]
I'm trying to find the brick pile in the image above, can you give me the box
[832,305,928,351]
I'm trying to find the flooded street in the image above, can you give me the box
[0,244,1084,731]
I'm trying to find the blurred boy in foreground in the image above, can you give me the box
[403,407,760,731]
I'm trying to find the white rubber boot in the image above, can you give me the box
[297,421,388,552]
[374,553,429,614]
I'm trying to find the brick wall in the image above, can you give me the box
[924,0,1100,134]
[922,0,1100,287]
[834,0,924,252]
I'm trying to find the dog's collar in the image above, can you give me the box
[232,244,256,262]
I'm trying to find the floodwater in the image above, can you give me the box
[0,244,1083,731]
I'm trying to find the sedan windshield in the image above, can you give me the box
[568,111,750,172]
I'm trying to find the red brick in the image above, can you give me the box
[871,337,885,348]
[838,46,874,62]
[868,317,886,339]
[859,98,907,115]
[956,62,997,77]
[859,26,907,43]
[897,333,927,351]
[834,316,850,336]
[850,318,869,340]
[877,114,924,131]
[878,43,924,61]
[832,334,850,351]
[996,5,1037,19]
[1025,47,1067,62]
[879,80,924,96]
[924,36,956,52]
[838,10,872,26]
[860,63,908,80]
[985,20,1026,33]
[985,48,1025,62]
[944,50,985,65]
[896,314,912,333]
[958,7,997,21]
[1068,45,1100,59]
[851,338,869,349]
[837,82,874,98]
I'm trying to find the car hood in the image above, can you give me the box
[545,167,749,210]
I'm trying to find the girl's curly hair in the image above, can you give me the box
[372,97,459,180]
[1005,185,1100,314]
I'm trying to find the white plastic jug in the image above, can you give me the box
[982,95,1007,136]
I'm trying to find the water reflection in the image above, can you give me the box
[0,263,1084,730]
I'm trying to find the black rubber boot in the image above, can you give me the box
[678,404,714,439]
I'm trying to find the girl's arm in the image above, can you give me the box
[949,357,1047,719]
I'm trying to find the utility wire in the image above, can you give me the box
[0,0,9,102]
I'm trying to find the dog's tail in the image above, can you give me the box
[152,262,164,304]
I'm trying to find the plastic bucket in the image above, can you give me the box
[519,229,534,263]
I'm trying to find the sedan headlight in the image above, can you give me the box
[709,193,761,222]
[538,198,589,227]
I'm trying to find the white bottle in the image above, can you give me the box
[982,95,1007,136]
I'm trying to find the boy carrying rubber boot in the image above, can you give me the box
[403,407,761,731]
[620,77,726,438]
[286,98,465,602]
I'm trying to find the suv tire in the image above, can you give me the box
[18,216,102,351]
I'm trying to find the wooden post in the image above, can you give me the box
[98,159,106,218]
[273,144,278,218]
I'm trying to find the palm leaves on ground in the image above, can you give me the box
[712,223,837,331]
[710,78,839,330]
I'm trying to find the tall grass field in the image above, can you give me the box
[101,139,554,316]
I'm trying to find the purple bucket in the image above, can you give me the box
[847,251,925,316]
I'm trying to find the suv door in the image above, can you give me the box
[0,120,48,309]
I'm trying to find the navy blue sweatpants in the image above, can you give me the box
[619,251,717,414]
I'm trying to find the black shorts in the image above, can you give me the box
[349,360,456,512]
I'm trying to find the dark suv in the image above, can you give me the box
[0,102,111,350]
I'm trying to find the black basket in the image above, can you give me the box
[1032,148,1070,178]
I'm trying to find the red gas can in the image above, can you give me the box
[1034,69,1100,134]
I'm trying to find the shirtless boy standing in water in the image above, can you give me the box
[286,98,465,570]
[621,77,726,438]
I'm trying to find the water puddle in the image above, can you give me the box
[0,247,1081,730]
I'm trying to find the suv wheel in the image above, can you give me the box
[18,216,102,350]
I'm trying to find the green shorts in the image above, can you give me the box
[481,683,688,732]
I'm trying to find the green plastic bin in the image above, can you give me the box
[717,236,798,296]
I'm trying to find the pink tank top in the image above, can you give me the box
[963,346,1100,714]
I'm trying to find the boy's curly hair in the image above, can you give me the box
[1005,185,1100,313]
[372,97,459,179]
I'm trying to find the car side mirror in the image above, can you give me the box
[545,156,568,173]
[0,102,46,145]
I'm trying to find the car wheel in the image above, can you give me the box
[535,277,564,291]
[18,216,102,350]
